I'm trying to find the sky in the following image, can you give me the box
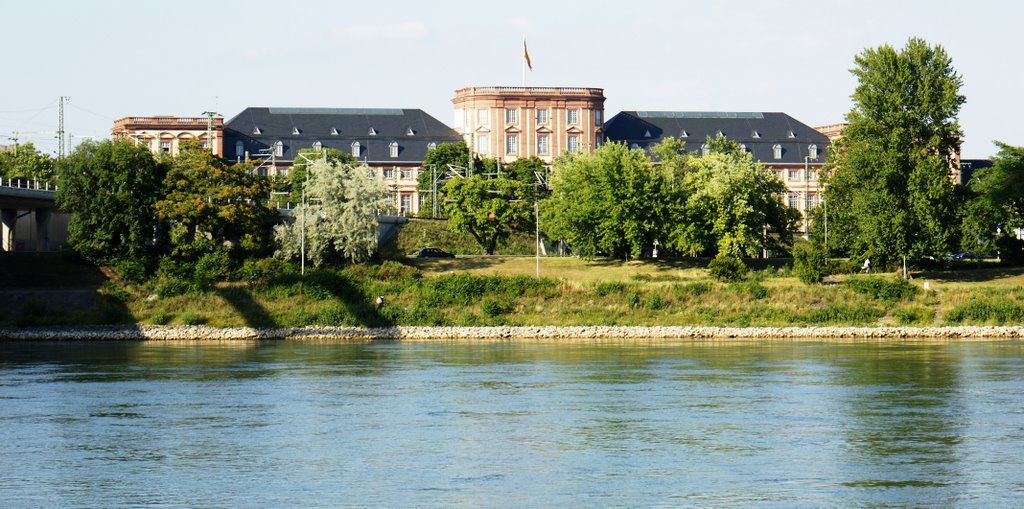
[1,0,1020,159]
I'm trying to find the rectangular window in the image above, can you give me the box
[400,194,412,215]
[536,109,548,124]
[383,168,395,179]
[568,135,579,153]
[595,110,603,126]
[400,168,413,180]
[595,135,603,148]
[788,193,799,209]
[477,134,489,155]
[506,134,518,155]
[477,108,489,125]
[159,141,171,153]
[808,169,817,180]
[806,193,816,209]
[505,108,517,124]
[537,135,549,155]
[788,169,798,180]
[568,109,579,124]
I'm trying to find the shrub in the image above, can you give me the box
[894,306,934,325]
[845,276,919,302]
[731,280,769,300]
[802,303,884,324]
[708,254,748,283]
[645,293,668,310]
[194,250,235,283]
[112,259,150,283]
[593,281,628,296]
[100,280,131,302]
[155,276,201,297]
[793,242,827,284]
[945,300,1024,324]
[241,258,294,284]
[482,297,515,317]
[149,312,172,325]
[626,292,642,308]
[179,312,206,325]
[674,281,712,297]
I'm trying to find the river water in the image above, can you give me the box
[2,340,1023,508]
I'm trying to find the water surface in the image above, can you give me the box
[2,340,1023,507]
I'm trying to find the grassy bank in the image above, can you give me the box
[4,254,1023,329]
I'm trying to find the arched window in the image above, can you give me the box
[389,141,399,158]
[773,144,783,160]
[701,143,710,156]
[312,141,322,150]
[274,141,283,157]
[427,142,437,151]
[808,144,818,159]
[235,141,244,158]
[351,141,360,158]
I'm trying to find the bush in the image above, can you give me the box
[481,297,515,317]
[194,250,235,283]
[845,276,919,302]
[155,276,202,297]
[626,292,642,308]
[793,242,828,284]
[708,254,748,282]
[894,306,934,325]
[945,300,1024,324]
[674,281,712,297]
[731,280,769,300]
[179,312,206,325]
[241,258,294,284]
[645,293,668,310]
[593,281,628,296]
[112,259,151,283]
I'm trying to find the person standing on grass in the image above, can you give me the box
[861,258,871,273]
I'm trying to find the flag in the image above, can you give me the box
[523,40,532,71]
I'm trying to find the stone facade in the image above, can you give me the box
[112,116,224,157]
[452,86,606,163]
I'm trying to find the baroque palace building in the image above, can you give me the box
[112,115,224,157]
[603,111,831,234]
[452,86,606,163]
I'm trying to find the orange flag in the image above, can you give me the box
[524,40,532,71]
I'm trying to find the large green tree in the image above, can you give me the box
[55,139,166,264]
[682,137,796,257]
[417,142,482,217]
[443,175,534,255]
[823,38,964,264]
[961,142,1024,257]
[0,142,54,181]
[544,142,675,259]
[155,141,272,258]
[274,160,388,265]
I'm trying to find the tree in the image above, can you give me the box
[417,142,481,217]
[274,160,388,265]
[155,141,272,258]
[0,143,54,181]
[443,175,534,255]
[544,142,674,259]
[55,139,166,264]
[283,147,356,204]
[961,142,1024,258]
[680,137,797,257]
[823,38,964,265]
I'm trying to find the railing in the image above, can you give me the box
[113,116,223,128]
[0,177,57,192]
[455,86,604,98]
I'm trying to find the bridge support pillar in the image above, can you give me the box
[1,208,15,252]
[35,208,51,252]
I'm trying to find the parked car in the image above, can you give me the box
[948,252,977,260]
[413,247,455,258]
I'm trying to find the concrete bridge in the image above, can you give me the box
[0,178,70,252]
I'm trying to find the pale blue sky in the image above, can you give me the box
[1,0,1019,158]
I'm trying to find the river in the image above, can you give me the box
[2,340,1023,507]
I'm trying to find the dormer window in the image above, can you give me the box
[808,144,819,159]
[740,143,747,152]
[427,142,437,151]
[292,127,300,135]
[330,127,339,135]
[716,130,724,137]
[389,141,398,158]
[644,130,652,138]
[274,141,283,157]
[235,141,244,158]
[773,144,783,159]
[679,130,688,138]
[252,126,261,135]
[312,141,322,150]
[701,143,710,156]
[752,130,760,138]
[368,127,377,136]
[406,127,415,136]
[351,141,360,158]
[787,130,796,138]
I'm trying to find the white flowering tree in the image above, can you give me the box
[274,160,388,266]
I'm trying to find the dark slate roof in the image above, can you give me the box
[959,159,993,185]
[604,111,830,164]
[223,107,462,164]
